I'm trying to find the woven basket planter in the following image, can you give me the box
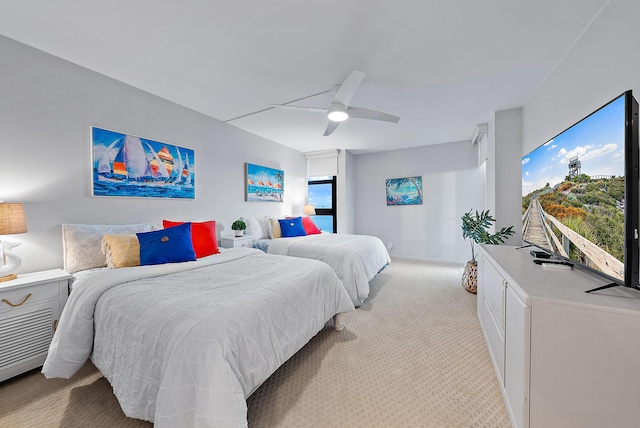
[462,261,478,294]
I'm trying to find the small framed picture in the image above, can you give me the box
[386,176,423,205]
[246,163,284,202]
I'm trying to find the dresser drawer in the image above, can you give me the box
[480,295,505,383]
[482,259,505,333]
[220,236,253,249]
[0,281,61,313]
[236,239,251,248]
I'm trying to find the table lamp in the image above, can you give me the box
[304,204,316,216]
[0,202,28,282]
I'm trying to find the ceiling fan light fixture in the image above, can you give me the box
[327,107,349,122]
[269,71,399,136]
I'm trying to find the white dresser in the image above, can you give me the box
[477,244,640,428]
[0,269,72,382]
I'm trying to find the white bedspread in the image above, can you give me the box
[43,248,354,427]
[267,233,390,306]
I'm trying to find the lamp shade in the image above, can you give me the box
[304,204,316,216]
[0,202,28,235]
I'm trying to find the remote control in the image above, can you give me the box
[542,263,572,270]
[530,250,551,258]
[533,259,574,267]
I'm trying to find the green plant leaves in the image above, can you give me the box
[461,209,515,261]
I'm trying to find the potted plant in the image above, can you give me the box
[231,219,246,237]
[461,209,515,293]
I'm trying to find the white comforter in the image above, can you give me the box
[267,233,391,306]
[42,248,354,427]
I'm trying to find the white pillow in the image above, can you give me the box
[241,217,262,239]
[256,216,272,239]
[241,216,272,239]
[62,223,158,273]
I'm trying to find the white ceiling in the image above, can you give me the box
[0,0,609,154]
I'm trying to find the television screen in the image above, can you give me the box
[522,91,639,289]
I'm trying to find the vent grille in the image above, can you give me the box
[0,307,52,369]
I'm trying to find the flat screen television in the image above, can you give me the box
[521,90,639,292]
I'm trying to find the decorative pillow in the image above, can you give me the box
[269,217,282,239]
[62,223,157,273]
[137,223,196,266]
[256,216,272,239]
[241,216,272,239]
[287,216,322,235]
[162,220,220,258]
[278,217,307,238]
[241,217,262,239]
[302,217,322,235]
[101,234,140,268]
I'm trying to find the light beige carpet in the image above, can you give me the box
[0,258,510,427]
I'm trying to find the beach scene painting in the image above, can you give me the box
[92,127,195,199]
[386,176,423,206]
[246,163,284,202]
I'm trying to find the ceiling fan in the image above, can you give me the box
[271,70,400,136]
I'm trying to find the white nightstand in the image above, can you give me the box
[0,269,72,382]
[220,235,253,249]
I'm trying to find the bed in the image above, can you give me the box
[43,223,354,427]
[253,231,391,306]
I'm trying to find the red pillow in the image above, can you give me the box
[162,220,220,258]
[301,217,322,235]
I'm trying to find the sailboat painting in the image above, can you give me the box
[246,163,284,202]
[92,127,195,199]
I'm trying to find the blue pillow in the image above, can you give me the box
[278,217,307,238]
[136,222,196,266]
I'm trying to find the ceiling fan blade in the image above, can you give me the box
[333,70,366,106]
[350,106,400,123]
[323,121,341,136]
[271,104,327,114]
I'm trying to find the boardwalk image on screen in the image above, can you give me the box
[522,95,625,281]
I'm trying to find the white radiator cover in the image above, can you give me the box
[0,306,53,371]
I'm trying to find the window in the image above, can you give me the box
[308,176,336,233]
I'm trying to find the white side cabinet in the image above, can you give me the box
[0,269,71,382]
[220,236,253,249]
[478,256,506,383]
[503,284,530,427]
[478,245,640,428]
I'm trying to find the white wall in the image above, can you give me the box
[354,141,484,263]
[524,0,640,153]
[492,107,523,244]
[0,36,307,273]
[337,149,356,234]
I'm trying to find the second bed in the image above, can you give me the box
[255,233,390,306]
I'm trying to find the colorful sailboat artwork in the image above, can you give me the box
[92,127,195,199]
[246,163,284,202]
